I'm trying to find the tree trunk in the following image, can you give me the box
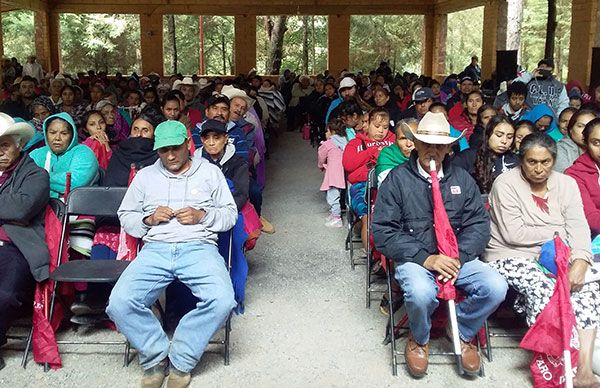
[199,15,205,75]
[222,34,226,75]
[266,15,287,75]
[302,16,309,74]
[167,15,177,74]
[311,16,316,74]
[506,0,524,63]
[544,0,557,61]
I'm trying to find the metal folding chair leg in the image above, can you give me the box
[386,258,398,376]
[21,327,33,368]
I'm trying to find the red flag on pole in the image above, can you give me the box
[520,234,578,388]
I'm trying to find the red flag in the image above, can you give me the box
[429,162,459,300]
[520,235,578,387]
[116,165,139,261]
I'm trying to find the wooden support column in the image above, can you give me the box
[34,10,52,73]
[234,15,256,75]
[48,11,61,73]
[327,15,350,76]
[139,13,164,75]
[567,0,599,87]
[423,13,447,80]
[481,0,506,81]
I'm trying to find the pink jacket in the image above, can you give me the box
[318,138,346,190]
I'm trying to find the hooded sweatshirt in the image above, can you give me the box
[101,137,158,187]
[118,156,237,244]
[554,136,584,173]
[199,143,249,212]
[30,112,99,198]
[514,72,569,118]
[520,104,563,141]
[565,152,600,236]
[317,135,347,191]
[342,131,396,184]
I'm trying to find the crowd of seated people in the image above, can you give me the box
[2,55,600,385]
[0,69,282,385]
[309,59,600,382]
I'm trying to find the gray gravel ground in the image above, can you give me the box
[1,132,532,387]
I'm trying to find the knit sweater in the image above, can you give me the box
[484,167,592,264]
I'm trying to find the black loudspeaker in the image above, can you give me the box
[496,50,518,84]
[591,47,600,90]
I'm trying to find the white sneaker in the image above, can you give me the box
[325,216,343,228]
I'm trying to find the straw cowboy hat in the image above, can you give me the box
[172,77,200,97]
[0,113,35,144]
[221,85,255,107]
[409,112,464,145]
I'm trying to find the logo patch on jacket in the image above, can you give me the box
[450,186,461,195]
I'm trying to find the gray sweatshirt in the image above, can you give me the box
[118,156,237,244]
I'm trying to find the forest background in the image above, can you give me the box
[1,0,572,80]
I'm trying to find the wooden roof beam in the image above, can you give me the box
[434,0,485,14]
[1,0,49,12]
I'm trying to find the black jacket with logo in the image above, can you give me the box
[372,152,490,266]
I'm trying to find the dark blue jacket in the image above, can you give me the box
[372,153,490,266]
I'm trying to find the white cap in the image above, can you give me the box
[338,77,356,92]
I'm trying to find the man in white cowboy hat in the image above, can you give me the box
[0,114,50,371]
[172,76,205,114]
[371,112,507,378]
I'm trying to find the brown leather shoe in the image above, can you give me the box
[460,340,481,375]
[405,334,429,378]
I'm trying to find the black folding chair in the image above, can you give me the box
[162,230,235,365]
[384,256,487,377]
[43,187,131,370]
[365,168,387,308]
[345,181,365,270]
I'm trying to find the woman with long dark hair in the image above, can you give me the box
[453,114,520,194]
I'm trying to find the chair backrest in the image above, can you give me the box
[66,187,128,217]
[48,197,66,221]
[367,168,378,191]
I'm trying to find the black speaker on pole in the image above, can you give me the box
[496,50,518,84]
[591,47,600,90]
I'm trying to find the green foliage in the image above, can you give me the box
[520,0,571,81]
[350,15,424,75]
[59,13,141,74]
[446,7,483,75]
[1,10,35,63]
[163,15,234,76]
[256,16,328,75]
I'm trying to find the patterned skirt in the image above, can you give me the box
[488,257,600,330]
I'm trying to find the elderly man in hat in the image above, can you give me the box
[106,120,237,388]
[371,112,507,378]
[173,77,206,114]
[0,114,50,371]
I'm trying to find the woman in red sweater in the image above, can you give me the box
[342,107,395,250]
[565,118,600,259]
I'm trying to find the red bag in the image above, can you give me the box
[241,201,261,251]
[116,165,139,261]
[32,205,69,368]
[302,123,310,141]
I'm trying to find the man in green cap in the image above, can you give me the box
[107,120,238,388]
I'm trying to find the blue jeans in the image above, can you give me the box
[106,241,236,373]
[395,259,507,345]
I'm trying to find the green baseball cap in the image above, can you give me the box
[153,120,188,151]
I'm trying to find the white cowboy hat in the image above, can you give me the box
[197,78,210,89]
[221,85,255,107]
[411,112,464,145]
[0,113,35,144]
[172,77,200,97]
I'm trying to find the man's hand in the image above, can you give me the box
[175,207,206,225]
[423,254,461,284]
[568,259,589,292]
[144,206,175,226]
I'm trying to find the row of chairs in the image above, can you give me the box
[13,186,234,370]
